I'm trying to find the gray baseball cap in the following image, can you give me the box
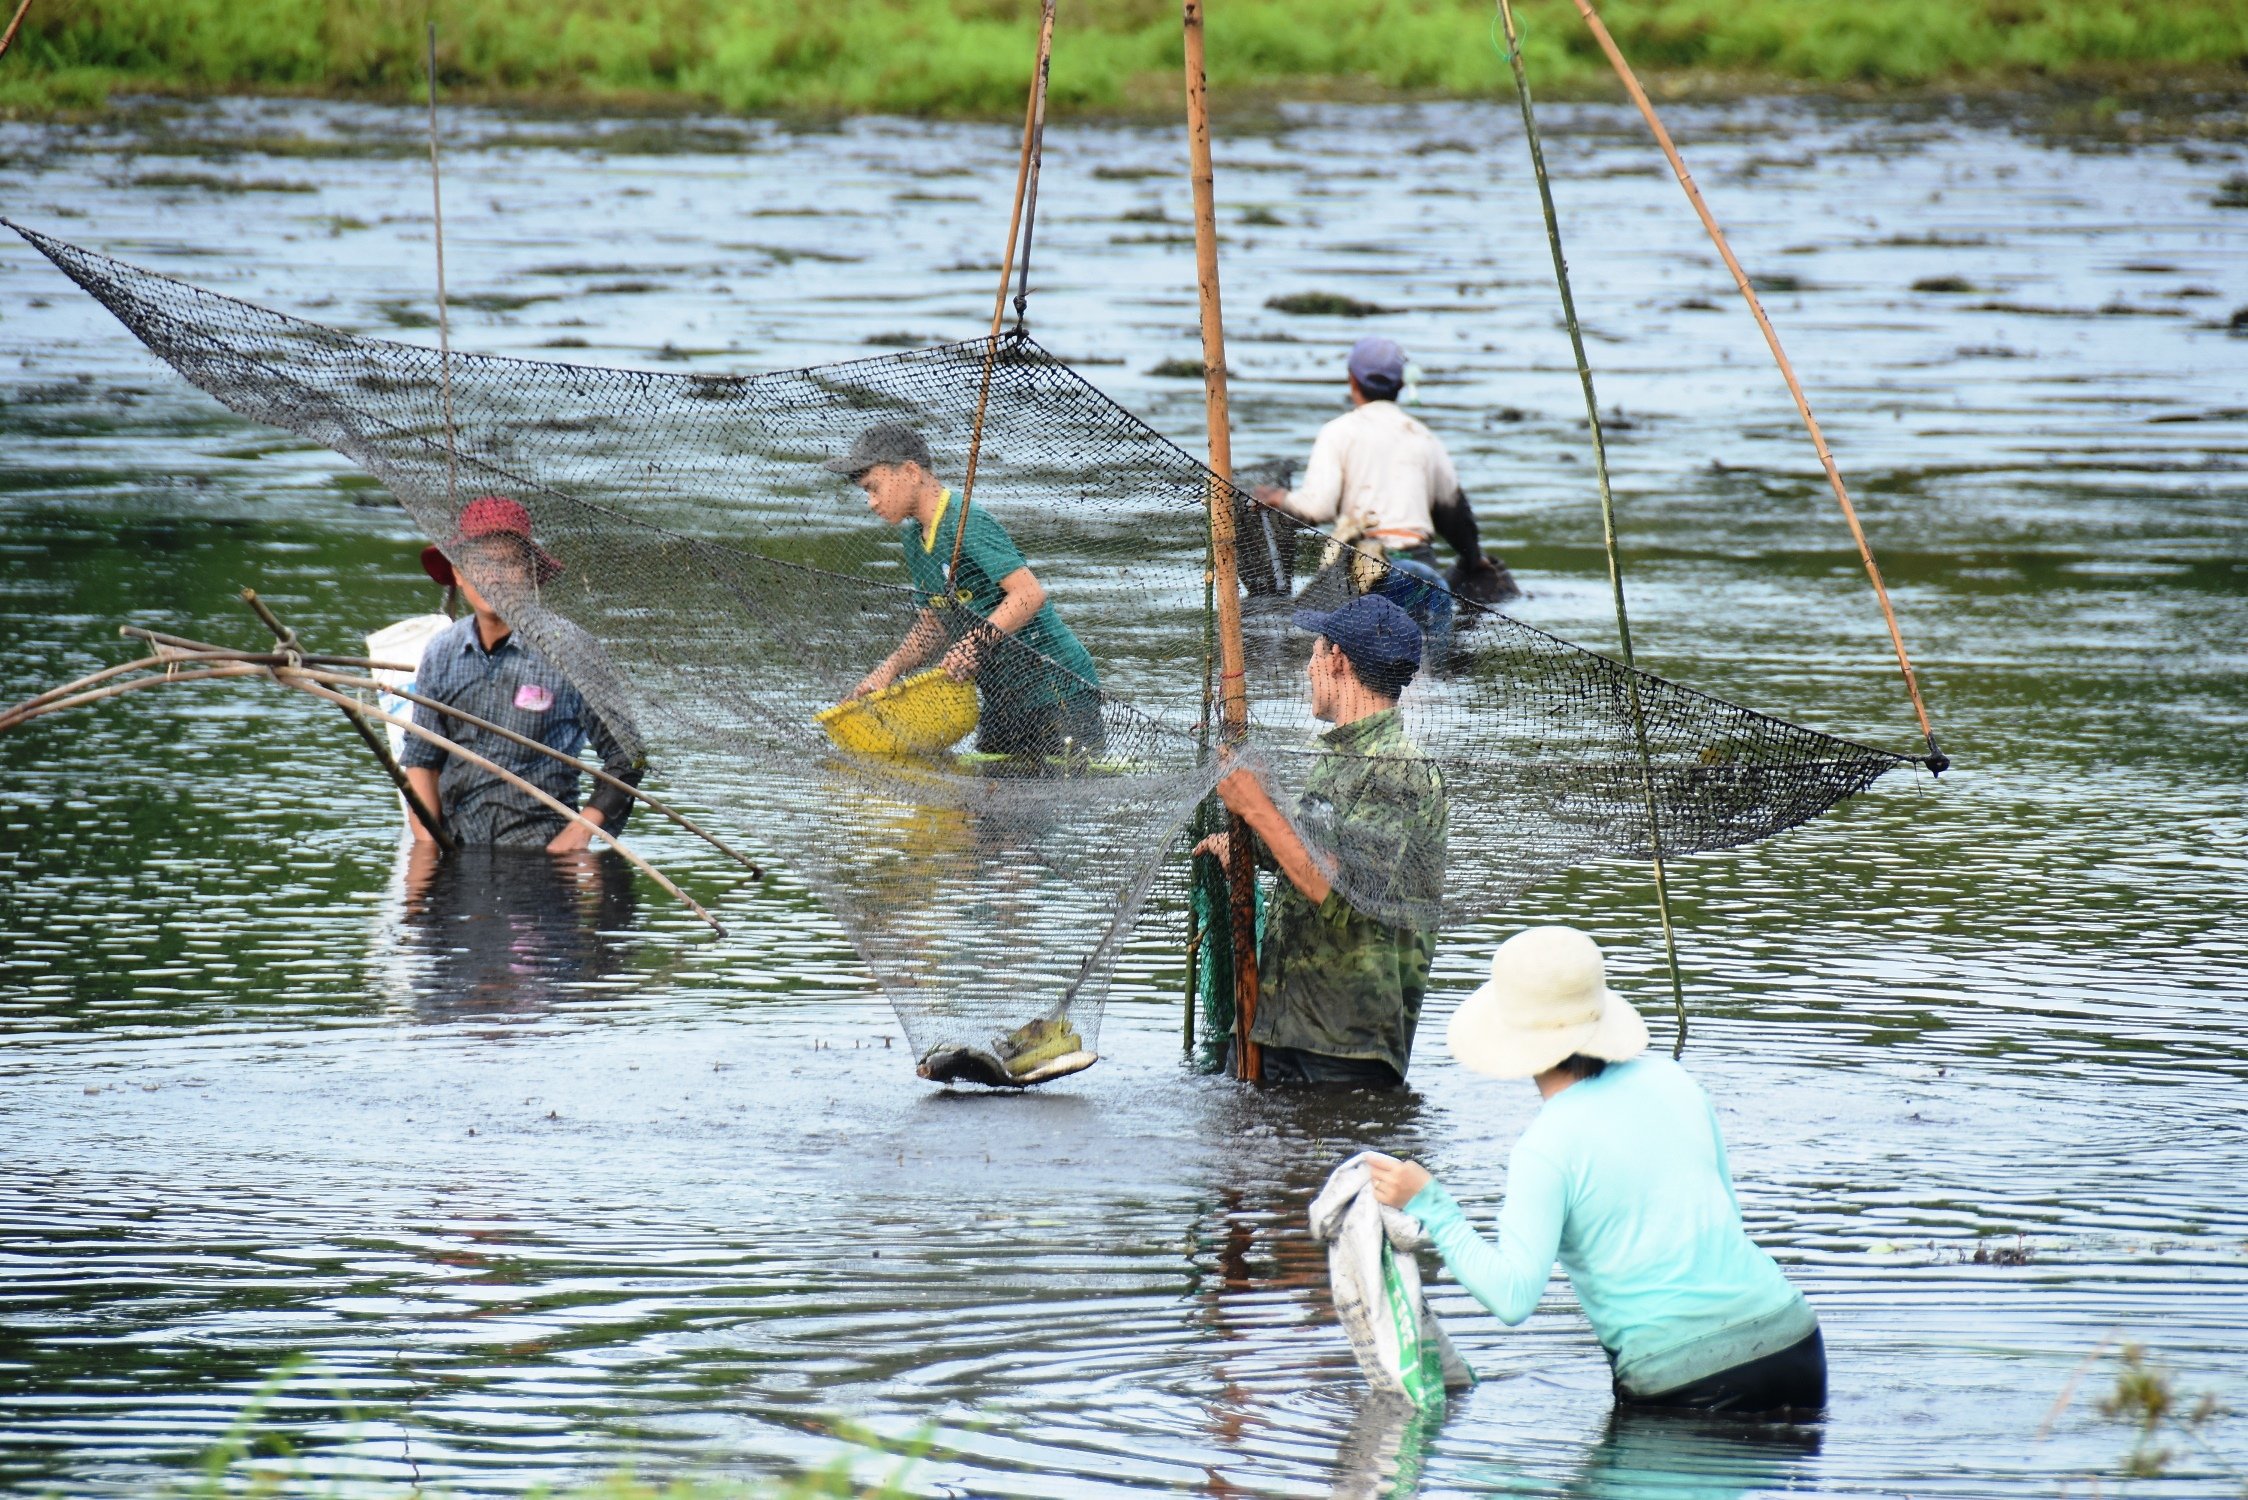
[822,421,932,477]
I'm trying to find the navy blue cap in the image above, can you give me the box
[1294,593,1423,679]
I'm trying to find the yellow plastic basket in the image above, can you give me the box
[815,669,979,756]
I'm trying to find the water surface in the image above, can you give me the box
[2,95,2246,1496]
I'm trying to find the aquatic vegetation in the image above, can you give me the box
[3,0,2246,118]
[1266,290,1393,317]
[2048,1343,2247,1493]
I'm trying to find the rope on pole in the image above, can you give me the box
[1563,0,1946,775]
[949,0,1057,591]
[1492,0,1688,1058]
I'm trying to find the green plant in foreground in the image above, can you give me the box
[2050,1342,2246,1495]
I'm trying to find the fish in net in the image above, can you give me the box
[9,221,1918,1084]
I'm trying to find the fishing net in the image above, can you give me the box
[10,221,1915,1082]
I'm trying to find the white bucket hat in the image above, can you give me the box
[1447,926,1650,1079]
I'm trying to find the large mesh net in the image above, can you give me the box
[11,221,1914,1081]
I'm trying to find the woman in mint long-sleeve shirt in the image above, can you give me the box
[1367,925,1825,1415]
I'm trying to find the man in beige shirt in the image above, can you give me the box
[1254,336,1515,610]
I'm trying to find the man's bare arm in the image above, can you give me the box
[404,765,445,845]
[1195,764,1334,905]
[857,609,947,697]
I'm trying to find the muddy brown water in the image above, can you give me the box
[2,95,2246,1496]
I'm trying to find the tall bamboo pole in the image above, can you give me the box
[1563,0,1943,773]
[1492,0,1688,1057]
[948,0,1056,590]
[1183,0,1260,1084]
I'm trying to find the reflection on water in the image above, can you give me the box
[2,92,2246,1498]
[370,842,639,1019]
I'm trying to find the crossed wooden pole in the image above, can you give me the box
[0,592,755,935]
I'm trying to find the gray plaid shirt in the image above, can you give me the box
[399,613,646,847]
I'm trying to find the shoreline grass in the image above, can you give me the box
[1,0,2244,121]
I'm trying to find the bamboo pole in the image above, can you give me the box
[1563,0,1944,774]
[1493,0,1688,1058]
[285,678,724,935]
[0,650,725,934]
[0,0,34,62]
[0,665,260,731]
[946,0,1056,590]
[120,625,407,672]
[1183,0,1260,1084]
[242,590,455,853]
[285,665,762,878]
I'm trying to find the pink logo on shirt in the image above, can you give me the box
[514,683,554,713]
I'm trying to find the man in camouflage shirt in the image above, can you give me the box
[1196,594,1447,1087]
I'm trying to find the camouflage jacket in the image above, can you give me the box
[1248,709,1447,1079]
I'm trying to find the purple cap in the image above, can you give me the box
[1347,336,1406,397]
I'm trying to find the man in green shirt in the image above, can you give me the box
[826,422,1104,761]
[1196,594,1446,1087]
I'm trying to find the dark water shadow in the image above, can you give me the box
[371,841,639,1020]
[1557,1407,1825,1499]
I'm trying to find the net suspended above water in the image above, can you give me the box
[10,220,1917,1074]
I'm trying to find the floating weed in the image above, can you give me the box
[2211,173,2248,208]
[1912,275,1977,293]
[1265,291,1391,317]
[449,291,558,314]
[131,171,317,194]
[372,301,436,329]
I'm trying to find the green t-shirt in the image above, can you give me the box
[900,490,1099,720]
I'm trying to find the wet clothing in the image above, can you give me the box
[400,613,646,848]
[1405,1055,1821,1405]
[1246,708,1446,1082]
[1619,1327,1826,1415]
[900,489,1104,757]
[1227,1041,1403,1089]
[1274,400,1466,554]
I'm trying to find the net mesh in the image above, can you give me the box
[12,221,1913,1078]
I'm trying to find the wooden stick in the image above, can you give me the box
[285,677,724,936]
[1,659,729,934]
[0,0,34,61]
[0,665,263,733]
[119,625,411,673]
[1564,0,1945,774]
[1494,0,1689,1058]
[282,665,762,878]
[946,0,1056,590]
[242,590,456,854]
[1,653,190,723]
[1183,0,1260,1084]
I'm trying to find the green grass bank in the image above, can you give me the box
[2,0,2244,118]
